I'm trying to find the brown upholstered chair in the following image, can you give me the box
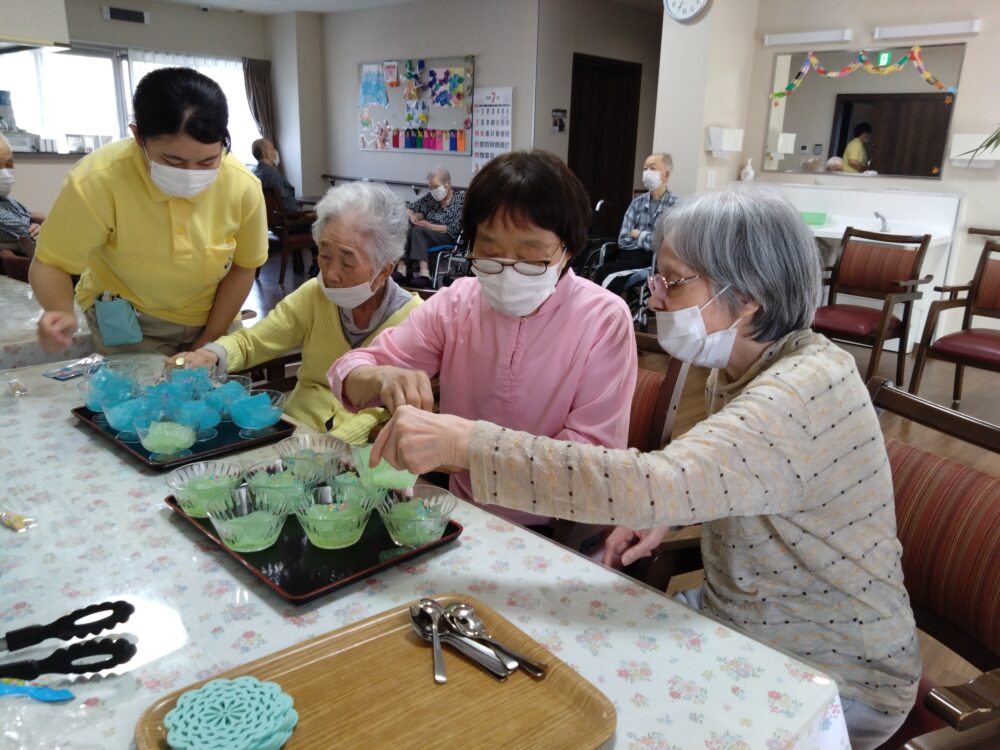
[236,349,303,394]
[551,335,691,553]
[866,378,1000,749]
[263,188,316,285]
[813,228,932,385]
[909,240,1000,408]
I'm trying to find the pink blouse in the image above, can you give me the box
[328,271,638,525]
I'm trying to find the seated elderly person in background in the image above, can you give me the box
[397,166,464,287]
[825,156,845,173]
[0,134,45,282]
[175,181,421,441]
[330,150,637,533]
[594,152,679,294]
[370,187,919,750]
[252,138,308,216]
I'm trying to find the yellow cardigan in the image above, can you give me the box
[216,279,421,441]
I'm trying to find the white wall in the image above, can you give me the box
[323,0,540,188]
[3,0,69,46]
[652,0,761,197]
[267,12,328,199]
[65,0,267,59]
[744,0,1000,332]
[775,43,965,169]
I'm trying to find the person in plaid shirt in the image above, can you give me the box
[596,152,678,293]
[0,134,45,280]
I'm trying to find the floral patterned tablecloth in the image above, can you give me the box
[0,277,93,372]
[0,358,850,750]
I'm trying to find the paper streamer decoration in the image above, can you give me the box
[772,46,957,100]
[358,64,388,106]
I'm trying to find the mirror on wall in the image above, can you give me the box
[763,43,965,179]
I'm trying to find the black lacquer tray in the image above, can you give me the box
[165,495,463,603]
[72,406,296,471]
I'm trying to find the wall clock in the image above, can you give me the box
[664,0,709,22]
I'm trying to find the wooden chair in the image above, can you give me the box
[235,349,303,394]
[551,334,690,553]
[909,240,1000,408]
[263,188,316,285]
[813,227,932,385]
[866,378,1000,749]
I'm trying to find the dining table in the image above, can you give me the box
[0,276,93,372]
[0,355,851,749]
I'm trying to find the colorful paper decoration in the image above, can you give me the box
[427,67,466,107]
[772,46,957,100]
[383,61,399,88]
[403,59,426,101]
[404,99,429,126]
[358,64,388,106]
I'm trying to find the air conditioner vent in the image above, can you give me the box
[102,6,150,24]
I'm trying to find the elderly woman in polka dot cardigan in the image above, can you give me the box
[369,187,919,750]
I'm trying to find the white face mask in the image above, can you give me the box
[430,185,448,202]
[273,151,280,167]
[655,286,741,370]
[642,169,662,192]
[144,148,220,198]
[0,168,14,198]
[474,250,566,317]
[321,273,379,309]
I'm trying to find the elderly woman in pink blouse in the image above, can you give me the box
[328,150,637,531]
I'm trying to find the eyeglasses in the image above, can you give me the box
[647,273,701,304]
[469,244,566,277]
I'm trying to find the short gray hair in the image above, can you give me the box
[427,166,451,184]
[652,152,673,173]
[312,181,408,269]
[654,186,821,342]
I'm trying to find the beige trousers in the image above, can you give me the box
[83,306,240,357]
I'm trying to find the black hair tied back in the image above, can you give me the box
[132,67,231,151]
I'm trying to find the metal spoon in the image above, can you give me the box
[443,602,548,679]
[418,599,447,684]
[408,606,510,681]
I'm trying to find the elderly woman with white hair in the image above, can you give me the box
[176,180,421,440]
[399,165,464,286]
[367,187,919,749]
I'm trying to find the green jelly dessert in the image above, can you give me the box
[141,421,196,454]
[384,500,446,546]
[178,475,240,518]
[333,471,382,505]
[351,444,417,489]
[298,502,370,549]
[248,470,307,513]
[215,510,282,552]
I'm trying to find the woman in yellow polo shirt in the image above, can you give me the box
[30,67,267,355]
[175,181,421,441]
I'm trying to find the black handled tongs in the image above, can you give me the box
[0,600,137,680]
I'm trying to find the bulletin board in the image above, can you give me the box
[357,55,474,155]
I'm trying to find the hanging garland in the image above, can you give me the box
[771,46,957,101]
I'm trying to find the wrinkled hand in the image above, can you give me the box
[28,223,41,239]
[171,349,219,371]
[37,310,77,352]
[375,366,435,413]
[371,405,474,475]
[602,525,670,568]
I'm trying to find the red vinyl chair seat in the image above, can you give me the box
[931,329,1000,366]
[815,304,902,338]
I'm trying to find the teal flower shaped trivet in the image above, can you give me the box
[164,676,297,750]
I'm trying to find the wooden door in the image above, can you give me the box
[568,54,642,238]
[831,93,954,177]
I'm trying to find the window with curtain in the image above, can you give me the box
[0,47,123,153]
[0,45,261,161]
[126,49,260,164]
